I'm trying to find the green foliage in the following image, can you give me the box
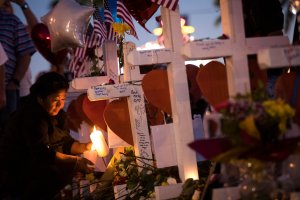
[113,147,180,199]
[89,54,102,76]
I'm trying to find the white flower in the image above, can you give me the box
[167,177,177,185]
[64,184,72,191]
[121,154,126,161]
[119,169,127,177]
[119,163,124,169]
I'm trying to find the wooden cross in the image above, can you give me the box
[160,6,199,181]
[123,8,199,182]
[87,83,153,167]
[257,44,300,130]
[121,41,188,199]
[258,45,300,69]
[182,0,290,97]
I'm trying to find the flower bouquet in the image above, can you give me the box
[189,85,300,199]
[189,86,299,163]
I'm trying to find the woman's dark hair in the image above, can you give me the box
[30,72,69,98]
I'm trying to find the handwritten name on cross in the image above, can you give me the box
[123,42,179,169]
[87,83,153,166]
[182,0,289,96]
[122,7,200,181]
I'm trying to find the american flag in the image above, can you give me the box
[116,0,138,39]
[104,0,116,41]
[68,35,89,77]
[68,48,87,78]
[85,23,97,48]
[92,6,107,46]
[69,5,107,77]
[150,0,179,11]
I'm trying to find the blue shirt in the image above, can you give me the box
[0,9,36,85]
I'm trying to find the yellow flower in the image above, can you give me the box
[85,173,95,181]
[263,99,295,135]
[239,115,260,139]
[161,181,168,186]
[112,23,131,36]
[283,103,295,117]
[279,120,287,134]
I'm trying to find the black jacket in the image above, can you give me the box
[0,95,76,199]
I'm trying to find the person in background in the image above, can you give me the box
[2,0,38,103]
[13,0,38,101]
[0,0,36,131]
[0,43,8,113]
[0,72,94,199]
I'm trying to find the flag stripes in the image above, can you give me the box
[151,0,179,11]
[117,0,138,39]
[104,0,116,41]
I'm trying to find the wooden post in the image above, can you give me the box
[161,6,199,180]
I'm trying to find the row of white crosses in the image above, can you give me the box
[182,0,289,97]
[76,0,293,199]
[87,8,198,198]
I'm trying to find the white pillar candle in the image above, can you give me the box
[90,126,109,157]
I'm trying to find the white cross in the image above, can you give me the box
[182,0,290,97]
[87,83,153,167]
[160,6,199,181]
[258,45,300,69]
[123,7,199,182]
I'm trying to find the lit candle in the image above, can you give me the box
[90,126,109,157]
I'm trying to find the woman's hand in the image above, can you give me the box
[56,152,95,174]
[85,142,93,151]
[71,141,93,155]
[74,157,95,174]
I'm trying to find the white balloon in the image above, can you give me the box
[41,0,94,53]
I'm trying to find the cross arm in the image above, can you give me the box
[127,48,173,66]
[87,83,131,101]
[245,35,289,55]
[181,39,233,60]
[258,45,300,69]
